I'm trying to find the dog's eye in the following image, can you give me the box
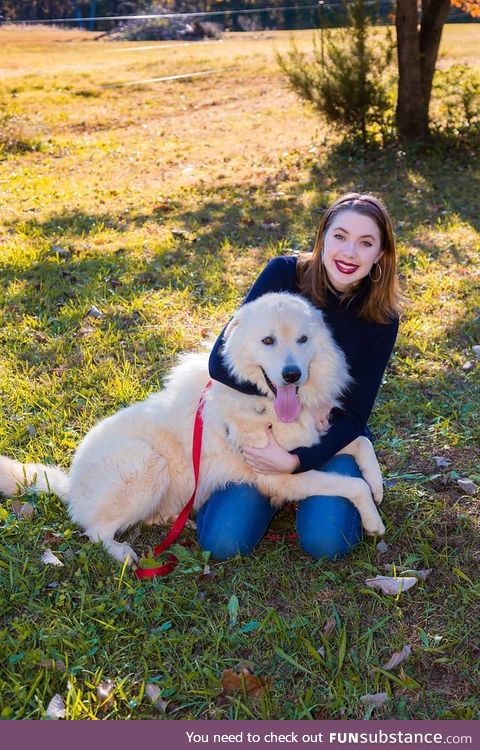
[297,335,308,344]
[261,336,275,346]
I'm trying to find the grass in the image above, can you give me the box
[0,25,479,721]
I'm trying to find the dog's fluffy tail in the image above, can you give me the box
[0,455,69,501]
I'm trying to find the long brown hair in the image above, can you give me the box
[296,193,402,323]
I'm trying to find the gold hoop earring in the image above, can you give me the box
[370,263,382,283]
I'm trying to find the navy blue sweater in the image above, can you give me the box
[209,255,399,472]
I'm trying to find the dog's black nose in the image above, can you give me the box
[282,366,301,384]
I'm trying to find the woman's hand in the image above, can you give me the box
[241,425,300,475]
[312,399,333,432]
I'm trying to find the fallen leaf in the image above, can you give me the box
[154,201,173,212]
[46,693,66,719]
[462,360,474,371]
[383,476,401,488]
[221,669,241,695]
[97,680,115,712]
[12,500,35,520]
[323,617,336,637]
[220,667,270,699]
[377,644,412,671]
[42,531,63,546]
[41,549,64,567]
[39,659,66,672]
[365,576,418,595]
[433,455,451,468]
[457,478,478,495]
[145,683,168,713]
[85,305,103,319]
[360,692,389,706]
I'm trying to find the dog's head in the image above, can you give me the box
[221,292,350,423]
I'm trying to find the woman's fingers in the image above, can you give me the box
[241,448,272,471]
[240,434,299,474]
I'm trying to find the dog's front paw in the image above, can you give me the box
[361,464,383,505]
[353,480,385,536]
[363,512,385,537]
[107,540,139,565]
[370,477,384,506]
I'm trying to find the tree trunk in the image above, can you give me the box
[419,0,451,107]
[395,0,451,140]
[396,0,428,139]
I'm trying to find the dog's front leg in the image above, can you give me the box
[337,436,383,505]
[255,471,385,536]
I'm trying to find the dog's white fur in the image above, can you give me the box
[0,293,385,562]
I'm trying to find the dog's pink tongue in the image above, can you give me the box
[274,385,301,423]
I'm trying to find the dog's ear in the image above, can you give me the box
[224,316,240,340]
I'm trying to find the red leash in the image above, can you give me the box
[134,381,212,580]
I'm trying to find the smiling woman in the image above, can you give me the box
[203,192,403,562]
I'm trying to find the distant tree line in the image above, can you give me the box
[0,2,148,24]
[0,0,477,29]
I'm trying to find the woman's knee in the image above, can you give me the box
[297,496,362,559]
[196,483,275,561]
[296,453,363,560]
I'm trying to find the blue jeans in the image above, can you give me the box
[196,454,363,561]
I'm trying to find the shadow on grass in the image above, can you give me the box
[1,137,478,374]
[4,135,478,270]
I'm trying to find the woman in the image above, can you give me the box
[197,192,402,561]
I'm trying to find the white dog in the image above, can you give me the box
[0,293,385,563]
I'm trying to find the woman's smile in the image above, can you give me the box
[334,259,360,275]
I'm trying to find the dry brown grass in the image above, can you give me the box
[1,23,478,78]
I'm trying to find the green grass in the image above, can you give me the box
[0,26,479,720]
